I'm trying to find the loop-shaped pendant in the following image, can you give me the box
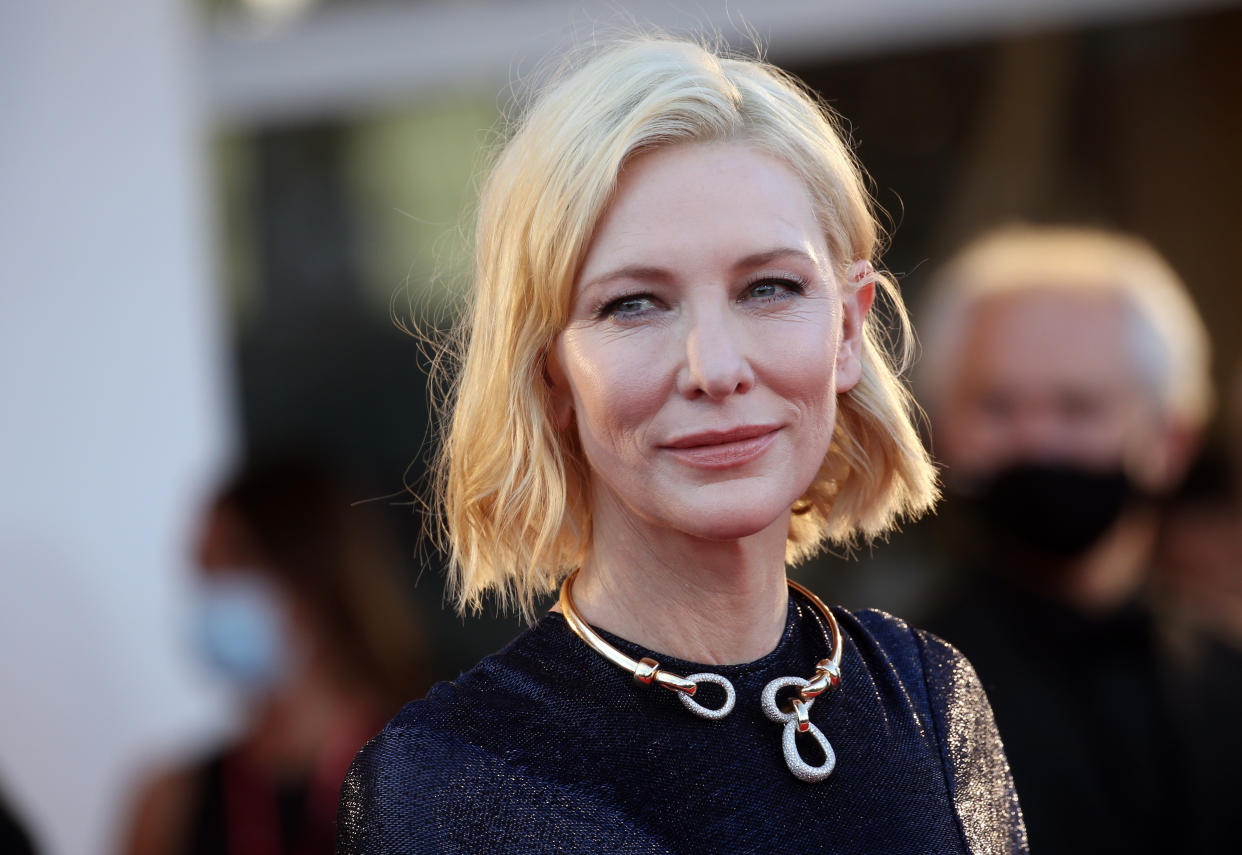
[760,676,814,723]
[780,719,836,782]
[676,672,736,720]
[761,675,837,781]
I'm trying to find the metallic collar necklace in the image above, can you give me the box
[558,568,844,782]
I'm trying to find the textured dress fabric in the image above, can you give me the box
[336,595,1028,854]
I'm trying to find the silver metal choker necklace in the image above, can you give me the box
[558,568,844,782]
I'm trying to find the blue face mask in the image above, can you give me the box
[193,572,293,694]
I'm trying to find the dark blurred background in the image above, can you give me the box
[3,1,1240,853]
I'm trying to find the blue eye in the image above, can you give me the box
[745,277,804,302]
[599,293,658,318]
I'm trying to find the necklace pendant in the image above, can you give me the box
[761,675,837,782]
[676,672,736,720]
[778,718,836,782]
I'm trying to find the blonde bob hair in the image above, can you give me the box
[436,37,938,618]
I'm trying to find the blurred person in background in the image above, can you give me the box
[1155,442,1242,647]
[917,225,1242,854]
[1155,364,1242,650]
[122,458,429,855]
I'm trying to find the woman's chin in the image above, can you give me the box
[668,503,791,544]
[593,478,801,547]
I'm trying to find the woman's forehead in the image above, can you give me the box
[577,142,831,286]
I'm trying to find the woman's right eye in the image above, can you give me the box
[600,294,657,318]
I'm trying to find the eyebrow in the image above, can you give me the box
[579,246,822,293]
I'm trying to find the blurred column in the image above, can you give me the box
[0,1,235,854]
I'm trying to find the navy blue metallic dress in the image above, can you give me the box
[337,593,1028,854]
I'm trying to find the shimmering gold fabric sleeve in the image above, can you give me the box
[918,630,1030,855]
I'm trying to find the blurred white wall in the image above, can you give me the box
[0,1,236,853]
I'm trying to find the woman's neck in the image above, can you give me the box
[561,509,792,666]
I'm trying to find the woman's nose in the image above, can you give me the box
[677,311,755,400]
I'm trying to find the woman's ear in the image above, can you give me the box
[543,341,574,429]
[835,261,877,394]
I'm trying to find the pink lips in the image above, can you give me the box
[661,425,780,469]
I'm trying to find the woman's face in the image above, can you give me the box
[550,142,870,545]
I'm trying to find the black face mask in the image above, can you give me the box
[960,462,1138,559]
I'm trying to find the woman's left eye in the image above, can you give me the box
[743,278,804,302]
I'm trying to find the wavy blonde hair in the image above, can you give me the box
[435,37,938,618]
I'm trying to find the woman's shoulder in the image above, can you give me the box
[375,615,571,742]
[337,615,594,844]
[340,692,508,806]
[337,664,678,854]
[835,605,1028,854]
[337,710,547,854]
[336,648,536,851]
[836,606,1004,748]
[836,605,973,683]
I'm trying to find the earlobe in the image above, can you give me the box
[835,262,876,394]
